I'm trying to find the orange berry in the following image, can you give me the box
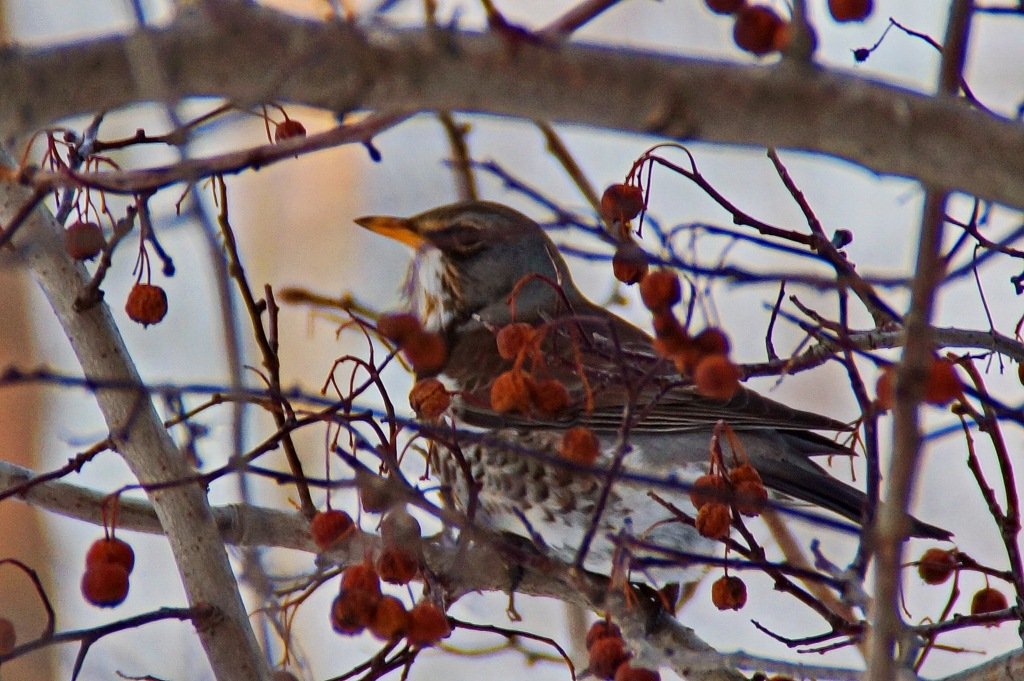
[125,283,168,327]
[496,323,535,360]
[310,509,355,550]
[86,537,135,574]
[828,0,873,22]
[693,354,740,400]
[331,589,380,635]
[588,635,631,679]
[402,330,447,374]
[585,620,623,650]
[612,242,649,285]
[970,587,1008,620]
[733,480,768,517]
[0,617,16,655]
[711,575,747,610]
[728,463,762,485]
[600,184,645,223]
[530,378,572,416]
[614,663,661,681]
[406,601,451,646]
[377,546,419,585]
[875,366,895,410]
[693,328,731,357]
[64,221,105,260]
[917,548,957,585]
[274,118,307,143]
[409,378,450,419]
[695,503,731,539]
[639,270,681,312]
[81,562,130,607]
[689,474,728,510]
[733,5,784,55]
[341,562,382,596]
[561,426,600,466]
[924,357,963,406]
[369,595,409,640]
[377,313,422,344]
[704,0,746,14]
[490,369,533,413]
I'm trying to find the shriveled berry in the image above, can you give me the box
[402,331,447,374]
[561,426,600,466]
[588,635,631,679]
[693,328,730,357]
[406,601,451,646]
[917,548,957,585]
[704,0,746,14]
[612,242,649,285]
[728,463,762,485]
[689,474,728,510]
[310,509,355,550]
[274,118,307,143]
[733,480,768,517]
[377,546,419,585]
[496,323,535,360]
[733,5,784,55]
[695,502,731,540]
[377,313,422,344]
[828,0,873,22]
[369,595,409,640]
[341,562,382,596]
[0,617,16,655]
[600,184,645,223]
[531,378,572,416]
[639,270,681,312]
[65,221,105,260]
[490,369,533,414]
[380,507,422,547]
[615,663,661,681]
[971,587,1008,618]
[409,378,450,419]
[694,354,740,400]
[86,537,135,574]
[711,575,747,610]
[359,476,393,514]
[924,357,963,406]
[585,619,623,650]
[331,589,380,635]
[81,562,130,607]
[125,283,168,327]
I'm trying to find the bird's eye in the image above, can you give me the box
[431,226,485,256]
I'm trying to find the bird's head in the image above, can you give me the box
[355,201,583,330]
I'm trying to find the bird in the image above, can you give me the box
[354,201,949,579]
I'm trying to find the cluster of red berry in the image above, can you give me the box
[875,357,964,410]
[81,535,135,608]
[586,619,661,681]
[690,462,768,541]
[488,322,574,417]
[916,547,1009,624]
[377,313,448,375]
[704,0,873,56]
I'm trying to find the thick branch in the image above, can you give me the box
[1,2,1023,209]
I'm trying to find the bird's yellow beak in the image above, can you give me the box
[354,215,426,249]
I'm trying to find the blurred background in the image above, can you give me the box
[1,1,1023,680]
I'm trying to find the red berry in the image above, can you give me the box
[81,562,130,607]
[376,546,419,585]
[341,562,382,596]
[274,118,307,143]
[496,323,536,360]
[125,283,168,327]
[530,378,572,416]
[406,601,451,646]
[828,0,873,22]
[693,354,740,400]
[331,589,380,635]
[917,548,957,585]
[64,221,105,260]
[585,620,623,649]
[875,366,895,410]
[733,5,784,56]
[704,0,746,14]
[639,270,681,312]
[369,595,409,640]
[377,313,422,344]
[561,426,600,466]
[588,636,631,679]
[86,537,135,574]
[711,575,747,610]
[695,503,731,539]
[612,242,649,285]
[409,378,450,419]
[615,663,661,681]
[693,328,731,357]
[600,184,645,223]
[924,357,963,406]
[490,369,533,414]
[310,509,355,550]
[402,330,447,374]
[689,474,728,510]
[970,587,1008,619]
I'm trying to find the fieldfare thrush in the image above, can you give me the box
[355,201,948,578]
